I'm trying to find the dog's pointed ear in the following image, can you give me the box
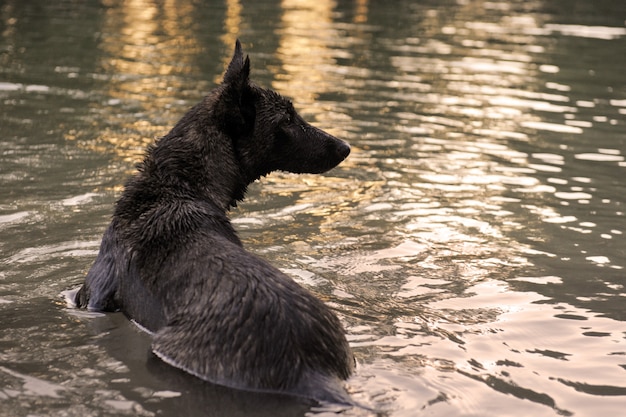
[217,40,254,136]
[223,39,250,88]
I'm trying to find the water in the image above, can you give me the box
[1,0,625,416]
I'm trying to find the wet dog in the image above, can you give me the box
[75,40,353,404]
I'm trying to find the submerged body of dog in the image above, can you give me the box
[75,41,353,403]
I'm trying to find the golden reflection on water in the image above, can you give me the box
[94,0,202,163]
[273,0,341,120]
[353,0,368,24]
[218,0,243,81]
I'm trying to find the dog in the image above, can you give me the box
[74,40,354,404]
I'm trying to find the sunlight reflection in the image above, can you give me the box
[274,0,339,118]
[353,0,368,24]
[94,0,201,163]
[219,0,243,81]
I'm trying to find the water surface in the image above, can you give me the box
[1,1,625,416]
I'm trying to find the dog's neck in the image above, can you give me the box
[135,135,248,214]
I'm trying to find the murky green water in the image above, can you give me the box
[1,0,625,416]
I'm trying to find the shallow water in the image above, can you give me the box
[1,0,625,416]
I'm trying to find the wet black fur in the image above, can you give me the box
[74,41,354,403]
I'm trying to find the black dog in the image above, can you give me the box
[75,41,353,404]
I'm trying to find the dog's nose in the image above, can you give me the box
[337,141,350,160]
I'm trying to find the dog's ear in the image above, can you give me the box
[223,39,250,91]
[217,40,254,136]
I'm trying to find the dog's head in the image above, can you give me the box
[214,40,350,181]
